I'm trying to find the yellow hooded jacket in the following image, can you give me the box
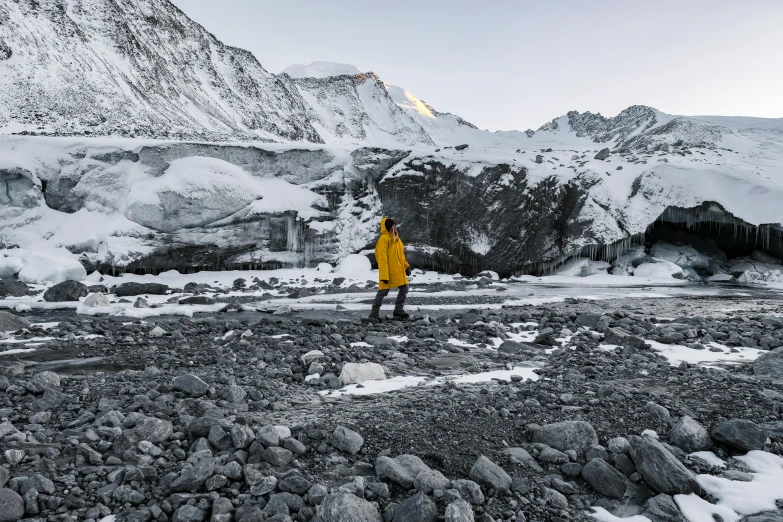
[376,217,410,290]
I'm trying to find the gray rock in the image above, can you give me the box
[43,280,88,302]
[541,486,568,508]
[628,435,701,495]
[114,282,169,296]
[754,350,783,379]
[248,476,278,496]
[670,416,712,453]
[445,499,474,522]
[230,424,255,449]
[0,311,30,332]
[0,280,28,298]
[642,494,686,522]
[393,492,437,522]
[711,419,768,451]
[469,455,511,492]
[376,456,415,487]
[538,446,569,464]
[172,374,210,396]
[264,447,294,466]
[20,474,55,495]
[0,468,7,488]
[594,148,611,160]
[603,327,647,349]
[451,479,484,505]
[607,437,631,454]
[0,488,24,522]
[645,401,671,420]
[581,458,627,498]
[413,468,450,494]
[330,426,363,454]
[179,296,216,305]
[532,420,598,453]
[317,493,381,522]
[26,371,60,393]
[171,457,216,492]
[208,425,232,451]
[279,475,311,495]
[256,424,281,447]
[173,505,207,522]
[504,447,544,471]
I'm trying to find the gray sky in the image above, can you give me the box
[171,0,783,131]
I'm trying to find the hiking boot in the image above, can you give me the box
[393,310,410,320]
[367,310,381,323]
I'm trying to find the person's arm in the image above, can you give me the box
[376,236,389,283]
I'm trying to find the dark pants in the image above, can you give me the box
[371,284,408,315]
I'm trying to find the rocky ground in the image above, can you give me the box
[1,287,783,522]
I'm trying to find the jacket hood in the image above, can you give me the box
[380,217,390,235]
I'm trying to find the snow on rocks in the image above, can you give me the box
[634,259,684,279]
[334,254,372,275]
[82,292,110,307]
[13,250,87,285]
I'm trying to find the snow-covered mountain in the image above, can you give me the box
[2,1,783,281]
[0,0,320,142]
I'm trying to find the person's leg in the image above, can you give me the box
[369,288,389,319]
[393,284,409,317]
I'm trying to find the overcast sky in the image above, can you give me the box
[171,0,783,131]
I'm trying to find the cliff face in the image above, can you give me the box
[0,0,320,142]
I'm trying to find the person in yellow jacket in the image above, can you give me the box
[369,217,411,322]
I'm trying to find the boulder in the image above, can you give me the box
[179,296,216,305]
[171,457,217,492]
[642,494,686,522]
[754,350,783,380]
[0,279,28,297]
[628,435,701,495]
[317,493,381,522]
[339,362,385,385]
[603,327,647,349]
[670,416,712,453]
[330,426,364,454]
[0,311,30,332]
[594,148,611,160]
[393,492,438,522]
[445,499,474,522]
[43,280,88,302]
[0,488,24,522]
[82,292,111,307]
[469,455,511,492]
[581,458,627,498]
[114,282,169,296]
[26,371,60,393]
[172,374,210,396]
[531,421,598,453]
[710,419,768,452]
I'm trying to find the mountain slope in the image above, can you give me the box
[280,70,435,148]
[0,0,321,142]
